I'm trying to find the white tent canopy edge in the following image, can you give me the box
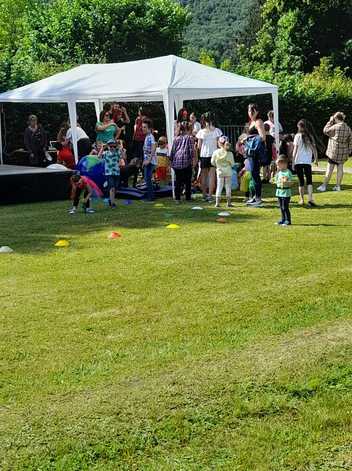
[0,54,279,167]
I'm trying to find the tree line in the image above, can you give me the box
[0,0,351,149]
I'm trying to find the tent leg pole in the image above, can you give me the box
[0,107,3,165]
[272,91,280,153]
[94,99,103,121]
[163,92,176,199]
[68,101,79,164]
[174,97,184,119]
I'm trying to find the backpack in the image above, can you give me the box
[245,135,267,165]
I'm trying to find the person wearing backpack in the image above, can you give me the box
[245,104,267,206]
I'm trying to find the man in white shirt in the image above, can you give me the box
[65,123,92,159]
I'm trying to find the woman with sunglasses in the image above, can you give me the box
[96,110,119,145]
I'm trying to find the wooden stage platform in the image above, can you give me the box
[0,165,73,205]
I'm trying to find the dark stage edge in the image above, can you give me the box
[0,165,173,205]
[0,165,73,205]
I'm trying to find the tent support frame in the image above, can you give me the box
[68,101,79,164]
[0,107,3,165]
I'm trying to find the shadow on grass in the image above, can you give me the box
[0,198,259,254]
[294,223,352,227]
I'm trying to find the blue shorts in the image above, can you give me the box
[107,175,120,190]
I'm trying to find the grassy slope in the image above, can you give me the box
[1,172,352,470]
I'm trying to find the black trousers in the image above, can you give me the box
[251,158,262,199]
[29,148,46,167]
[73,187,90,208]
[132,140,144,163]
[295,164,312,186]
[174,166,192,201]
[278,197,291,223]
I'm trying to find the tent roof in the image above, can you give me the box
[0,55,277,104]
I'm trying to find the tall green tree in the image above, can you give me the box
[241,0,352,75]
[182,0,261,63]
[0,0,189,90]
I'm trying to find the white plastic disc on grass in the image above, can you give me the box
[218,211,231,217]
[192,206,203,210]
[0,246,14,253]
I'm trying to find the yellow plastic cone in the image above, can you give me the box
[55,239,70,248]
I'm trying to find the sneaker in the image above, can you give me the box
[215,203,220,208]
[227,202,234,208]
[207,196,214,203]
[317,184,326,192]
[282,221,291,226]
[333,185,341,192]
[308,201,317,207]
[246,197,256,205]
[298,199,304,206]
[69,207,76,214]
[247,199,263,207]
[86,208,95,213]
[202,196,208,202]
[275,221,284,225]
[111,203,117,209]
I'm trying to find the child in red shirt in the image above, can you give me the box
[69,172,96,214]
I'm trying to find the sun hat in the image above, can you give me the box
[107,139,116,145]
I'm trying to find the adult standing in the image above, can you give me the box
[24,115,48,167]
[96,110,119,145]
[142,118,157,201]
[132,107,146,165]
[317,112,352,192]
[170,122,196,203]
[66,121,92,160]
[264,110,283,138]
[196,112,222,202]
[190,112,201,137]
[292,119,318,206]
[246,103,266,206]
[111,102,130,141]
[111,102,130,126]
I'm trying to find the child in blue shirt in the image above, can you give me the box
[99,139,121,208]
[275,155,293,226]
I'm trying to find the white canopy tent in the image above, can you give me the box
[0,54,280,166]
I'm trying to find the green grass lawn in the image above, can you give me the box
[1,172,352,470]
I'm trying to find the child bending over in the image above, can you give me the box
[69,172,95,214]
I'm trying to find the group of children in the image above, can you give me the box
[70,131,293,226]
[68,103,297,225]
